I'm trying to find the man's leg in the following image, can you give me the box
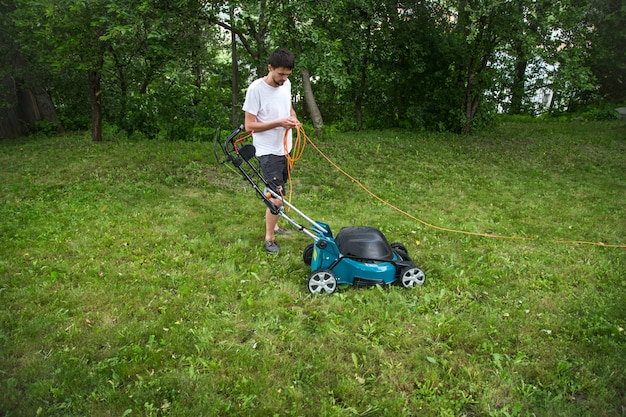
[258,155,286,252]
[265,206,279,243]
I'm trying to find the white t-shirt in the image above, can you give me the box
[243,78,293,157]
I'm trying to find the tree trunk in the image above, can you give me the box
[88,68,103,142]
[463,67,477,135]
[300,68,323,135]
[462,45,492,135]
[354,68,367,131]
[355,97,363,131]
[464,95,480,135]
[110,47,128,126]
[509,41,527,114]
[230,7,239,128]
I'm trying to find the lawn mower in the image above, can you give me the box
[215,125,426,294]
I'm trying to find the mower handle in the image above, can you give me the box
[223,125,244,154]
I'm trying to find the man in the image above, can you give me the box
[243,48,300,253]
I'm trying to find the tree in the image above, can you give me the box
[14,0,111,141]
[6,0,622,140]
[11,0,231,141]
[507,0,536,114]
[206,0,273,127]
[102,0,227,137]
[538,0,599,112]
[229,4,240,127]
[209,0,333,134]
[276,0,345,134]
[381,1,460,130]
[484,0,555,116]
[587,0,626,103]
[452,0,517,133]
[337,0,387,130]
[0,0,60,139]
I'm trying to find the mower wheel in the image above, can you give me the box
[400,266,425,288]
[391,243,412,262]
[390,242,408,254]
[302,243,314,266]
[394,249,412,262]
[308,269,337,294]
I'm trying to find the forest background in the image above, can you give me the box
[1,0,625,141]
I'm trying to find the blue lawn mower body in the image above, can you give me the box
[216,126,425,294]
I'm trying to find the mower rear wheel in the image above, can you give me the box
[302,243,314,266]
[391,242,412,261]
[393,248,411,262]
[308,269,337,294]
[400,266,425,288]
[390,242,408,253]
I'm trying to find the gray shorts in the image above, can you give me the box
[258,154,288,193]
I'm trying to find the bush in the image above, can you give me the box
[578,104,620,121]
[34,119,61,135]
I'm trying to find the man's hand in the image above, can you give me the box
[281,116,300,130]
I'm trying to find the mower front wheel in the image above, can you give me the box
[400,266,425,288]
[308,269,337,294]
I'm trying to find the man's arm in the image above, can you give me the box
[244,108,299,133]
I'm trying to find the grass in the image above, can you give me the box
[0,120,625,416]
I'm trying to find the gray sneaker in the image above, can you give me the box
[274,226,292,235]
[264,240,279,253]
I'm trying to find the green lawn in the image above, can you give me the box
[1,120,625,416]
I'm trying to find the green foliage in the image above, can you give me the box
[575,104,621,121]
[587,0,626,102]
[544,102,624,122]
[5,0,624,139]
[106,77,231,141]
[49,70,91,131]
[9,0,231,140]
[33,119,61,135]
[1,121,625,415]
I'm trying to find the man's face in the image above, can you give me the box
[268,65,292,87]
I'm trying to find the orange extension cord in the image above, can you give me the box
[283,126,307,205]
[289,126,625,249]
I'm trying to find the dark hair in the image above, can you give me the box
[269,48,295,70]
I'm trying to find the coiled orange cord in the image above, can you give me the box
[283,125,307,206]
